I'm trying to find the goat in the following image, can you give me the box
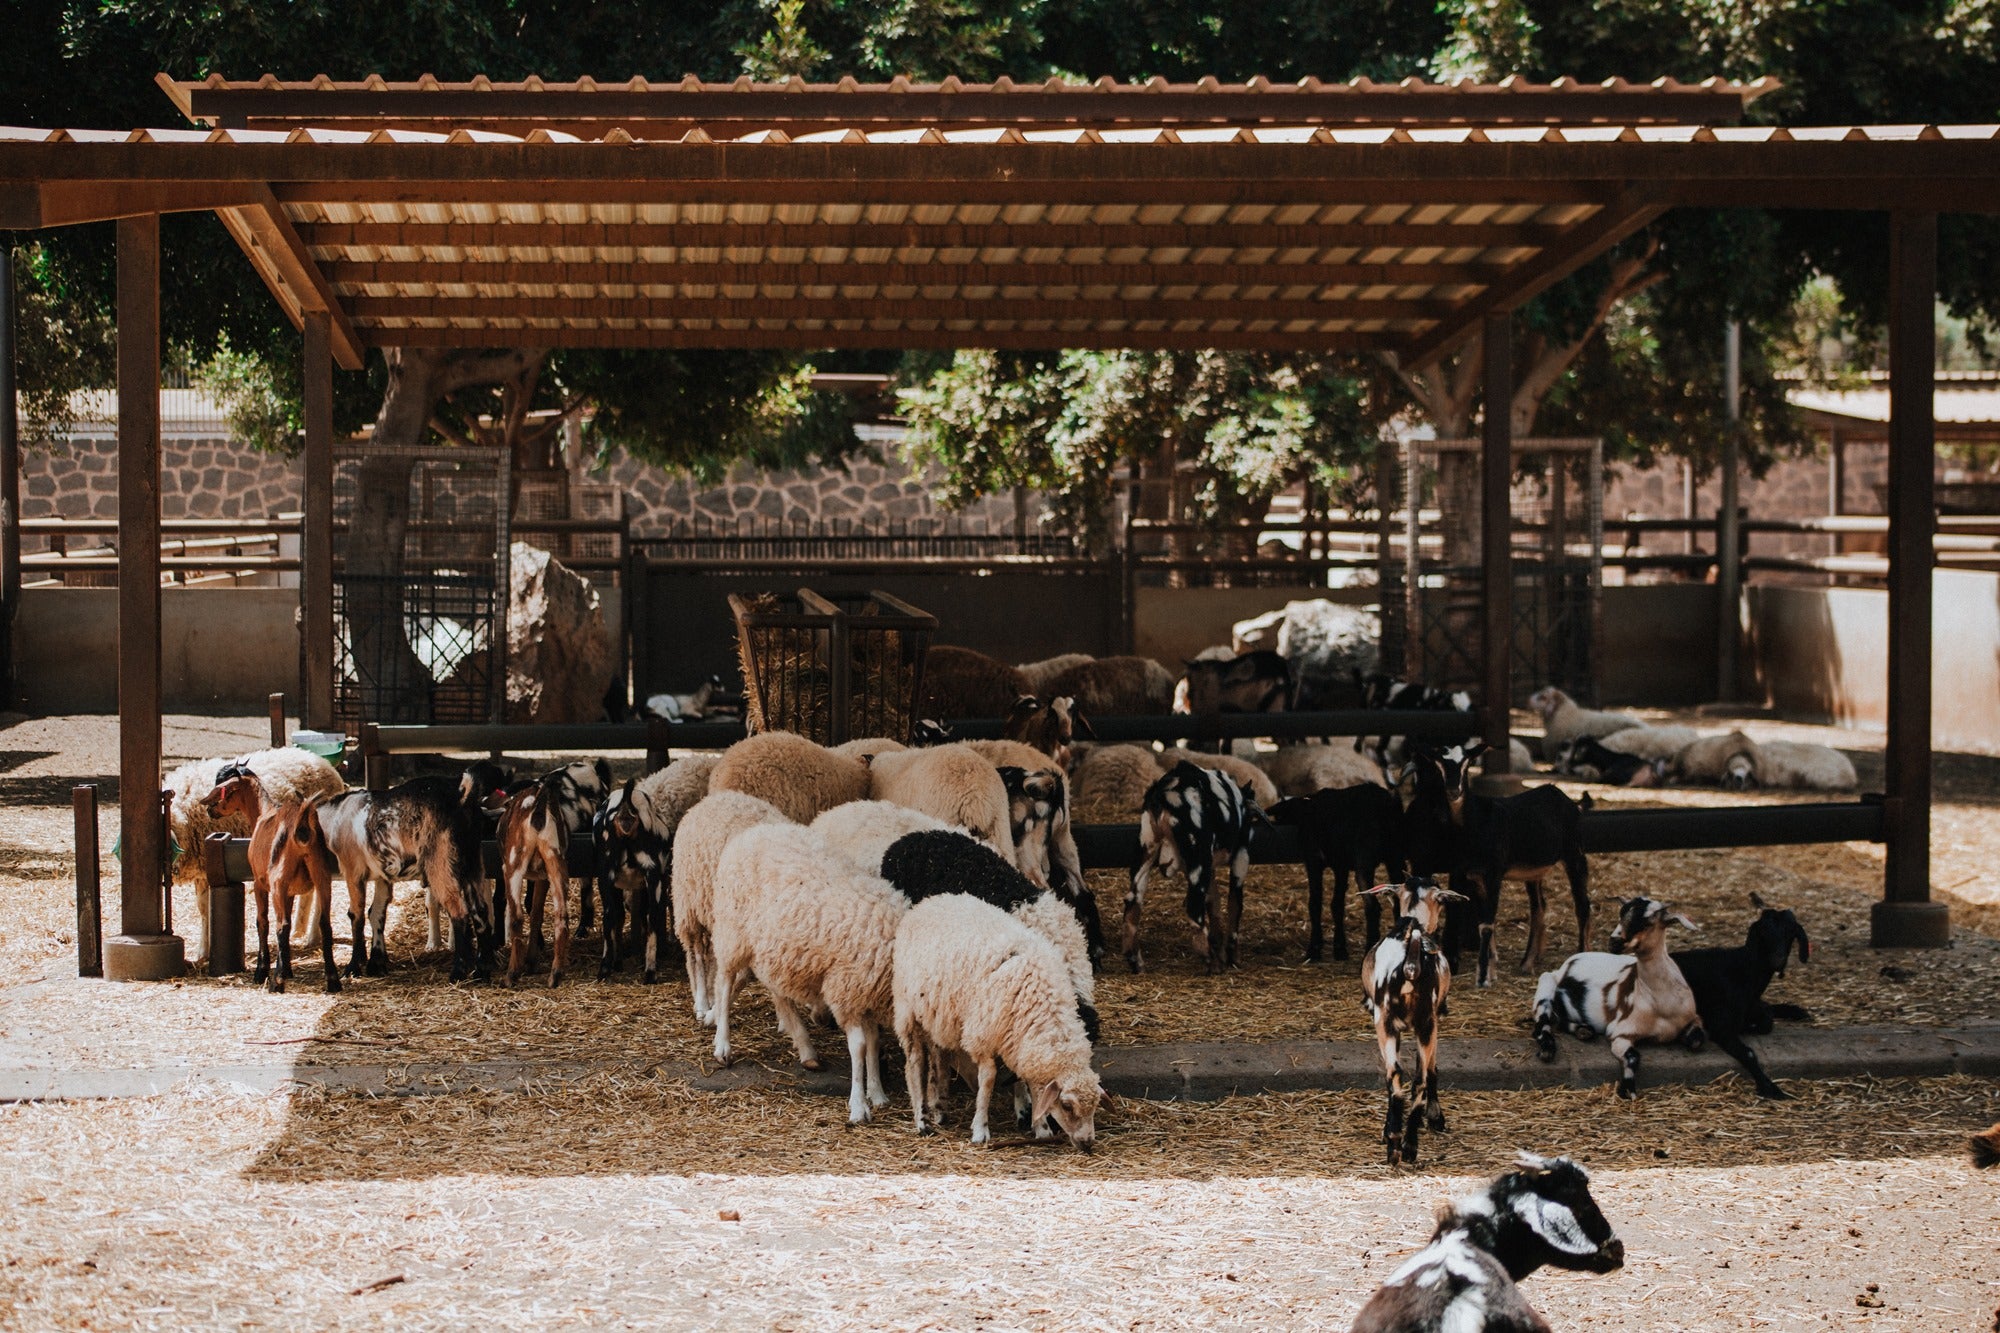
[1556,734,1665,787]
[1125,761,1263,973]
[496,758,611,988]
[1670,893,1812,1099]
[1972,1124,2000,1169]
[1177,650,1293,717]
[1266,785,1406,962]
[1351,1154,1624,1333]
[1533,896,1704,1099]
[1403,743,1590,987]
[1360,876,1467,1165]
[592,778,673,983]
[1353,673,1471,758]
[205,776,340,994]
[1000,694,1092,768]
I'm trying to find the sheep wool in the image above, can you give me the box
[630,753,721,835]
[1070,743,1165,816]
[865,743,1015,863]
[1597,725,1702,763]
[831,737,906,762]
[1016,653,1094,695]
[810,800,953,876]
[1041,655,1176,716]
[1756,739,1858,791]
[1530,687,1645,758]
[670,790,791,1024]
[1257,742,1388,796]
[1158,748,1279,808]
[709,730,870,824]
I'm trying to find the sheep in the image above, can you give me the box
[494,758,611,989]
[1555,734,1666,787]
[864,743,1015,863]
[1597,724,1702,763]
[831,737,905,762]
[1533,896,1705,1099]
[1973,1124,2000,1169]
[1403,743,1590,987]
[1016,652,1093,695]
[1360,876,1468,1164]
[1258,742,1389,797]
[709,822,906,1123]
[169,747,345,966]
[592,754,716,983]
[1177,650,1292,716]
[1671,730,1761,791]
[1755,739,1859,792]
[892,893,1103,1148]
[1266,784,1407,962]
[1670,893,1813,1099]
[313,773,489,980]
[202,777,340,994]
[1158,747,1280,808]
[1042,655,1177,716]
[921,645,1033,718]
[812,798,955,875]
[1126,761,1263,973]
[1351,1154,1625,1333]
[710,730,871,824]
[671,790,791,1025]
[1527,686,1643,761]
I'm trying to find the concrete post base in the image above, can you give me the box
[1870,900,1951,949]
[102,933,185,981]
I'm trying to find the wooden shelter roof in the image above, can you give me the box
[1,75,1996,371]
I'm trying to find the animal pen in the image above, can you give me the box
[1,72,1994,982]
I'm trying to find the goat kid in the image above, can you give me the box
[997,764,1105,968]
[205,777,339,994]
[1126,761,1264,973]
[314,772,491,980]
[593,776,675,983]
[1670,892,1812,1099]
[1533,896,1704,1099]
[1360,877,1467,1164]
[497,758,612,988]
[1266,784,1406,962]
[1351,1153,1624,1333]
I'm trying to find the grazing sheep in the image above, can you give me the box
[1360,876,1467,1164]
[495,759,611,989]
[709,823,906,1123]
[1351,1154,1624,1333]
[893,893,1103,1148]
[710,730,871,824]
[865,743,1015,863]
[1756,739,1859,791]
[169,747,345,965]
[671,791,791,1025]
[1042,655,1177,716]
[1016,653,1093,695]
[1267,784,1407,962]
[1158,747,1280,808]
[922,645,1033,719]
[1671,731,1761,791]
[1527,686,1643,760]
[203,777,340,994]
[1069,743,1165,817]
[831,737,906,762]
[1127,761,1263,973]
[1533,896,1705,1099]
[812,799,955,875]
[1258,742,1389,797]
[1596,724,1702,763]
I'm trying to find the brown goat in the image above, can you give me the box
[998,694,1092,769]
[204,776,339,994]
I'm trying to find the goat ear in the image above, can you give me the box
[1669,913,1699,931]
[1437,889,1471,904]
[1749,891,1767,909]
[1362,883,1398,897]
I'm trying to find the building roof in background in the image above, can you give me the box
[1791,373,2000,429]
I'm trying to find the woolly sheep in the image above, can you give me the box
[1256,742,1389,797]
[1040,655,1177,716]
[709,730,870,824]
[811,800,953,878]
[1016,653,1094,695]
[1756,739,1859,791]
[671,790,791,1025]
[710,823,907,1123]
[1671,731,1761,791]
[864,743,1015,863]
[893,893,1104,1148]
[922,645,1033,718]
[1158,748,1280,808]
[1070,742,1165,816]
[1527,686,1644,760]
[831,737,906,762]
[1597,724,1702,763]
[166,746,346,965]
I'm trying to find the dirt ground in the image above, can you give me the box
[0,711,1997,1327]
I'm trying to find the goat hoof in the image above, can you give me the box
[367,951,388,977]
[1617,1083,1637,1101]
[800,1057,822,1072]
[267,978,285,994]
[548,971,564,989]
[1534,1039,1556,1063]
[1760,1084,1791,1101]
[641,970,658,985]
[325,975,342,995]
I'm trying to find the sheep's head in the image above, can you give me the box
[1607,897,1696,955]
[1526,686,1570,723]
[1031,1072,1103,1152]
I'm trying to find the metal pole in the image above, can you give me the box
[103,213,182,982]
[301,310,335,731]
[1715,320,1742,701]
[1480,312,1514,777]
[1874,211,1948,948]
[73,785,102,978]
[0,245,18,709]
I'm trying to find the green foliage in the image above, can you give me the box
[191,337,300,453]
[738,0,832,80]
[7,242,114,446]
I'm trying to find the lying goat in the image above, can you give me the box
[1351,1153,1624,1333]
[1360,876,1466,1165]
[1556,734,1665,787]
[205,777,339,994]
[1267,784,1406,962]
[1533,896,1704,1099]
[1126,761,1263,973]
[1671,893,1812,1099]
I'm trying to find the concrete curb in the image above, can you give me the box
[4,1024,1996,1104]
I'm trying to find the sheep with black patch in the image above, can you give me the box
[708,822,907,1123]
[893,893,1104,1148]
[709,730,871,824]
[864,742,1016,864]
[670,790,791,1025]
[811,800,953,879]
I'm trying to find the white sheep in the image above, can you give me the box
[709,822,907,1123]
[1527,687,1644,761]
[1671,731,1761,791]
[1158,747,1280,809]
[893,893,1104,1148]
[709,730,871,824]
[1596,725,1702,763]
[810,800,953,877]
[864,743,1015,863]
[1069,742,1165,816]
[670,790,791,1025]
[831,737,906,762]
[1256,742,1389,796]
[1755,739,1859,791]
[165,746,346,965]
[1016,653,1094,695]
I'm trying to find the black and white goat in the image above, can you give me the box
[1267,784,1407,962]
[1125,761,1264,973]
[1354,673,1472,759]
[997,764,1105,968]
[1533,896,1704,1099]
[1555,734,1665,788]
[1360,876,1467,1165]
[1670,893,1812,1099]
[1177,650,1294,716]
[1404,742,1590,987]
[1351,1153,1625,1333]
[496,758,612,988]
[593,776,675,983]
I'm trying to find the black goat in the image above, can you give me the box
[1351,1153,1624,1333]
[1556,734,1664,788]
[1404,742,1589,987]
[1266,784,1407,962]
[1669,893,1812,1099]
[1353,673,1472,758]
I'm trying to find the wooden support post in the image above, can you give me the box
[269,691,287,748]
[73,784,102,978]
[103,213,183,982]
[1480,312,1514,779]
[1874,212,1949,948]
[201,832,246,976]
[1715,321,1743,701]
[301,310,335,731]
[0,245,18,709]
[645,715,672,774]
[362,721,388,789]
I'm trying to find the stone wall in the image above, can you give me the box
[23,432,302,521]
[1602,443,1899,559]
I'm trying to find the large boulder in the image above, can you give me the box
[1234,599,1380,710]
[506,542,615,724]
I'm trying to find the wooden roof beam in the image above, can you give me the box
[323,259,1505,289]
[214,188,366,369]
[346,293,1453,323]
[0,179,270,229]
[359,325,1385,352]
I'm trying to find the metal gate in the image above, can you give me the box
[330,444,510,725]
[1400,437,1603,704]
